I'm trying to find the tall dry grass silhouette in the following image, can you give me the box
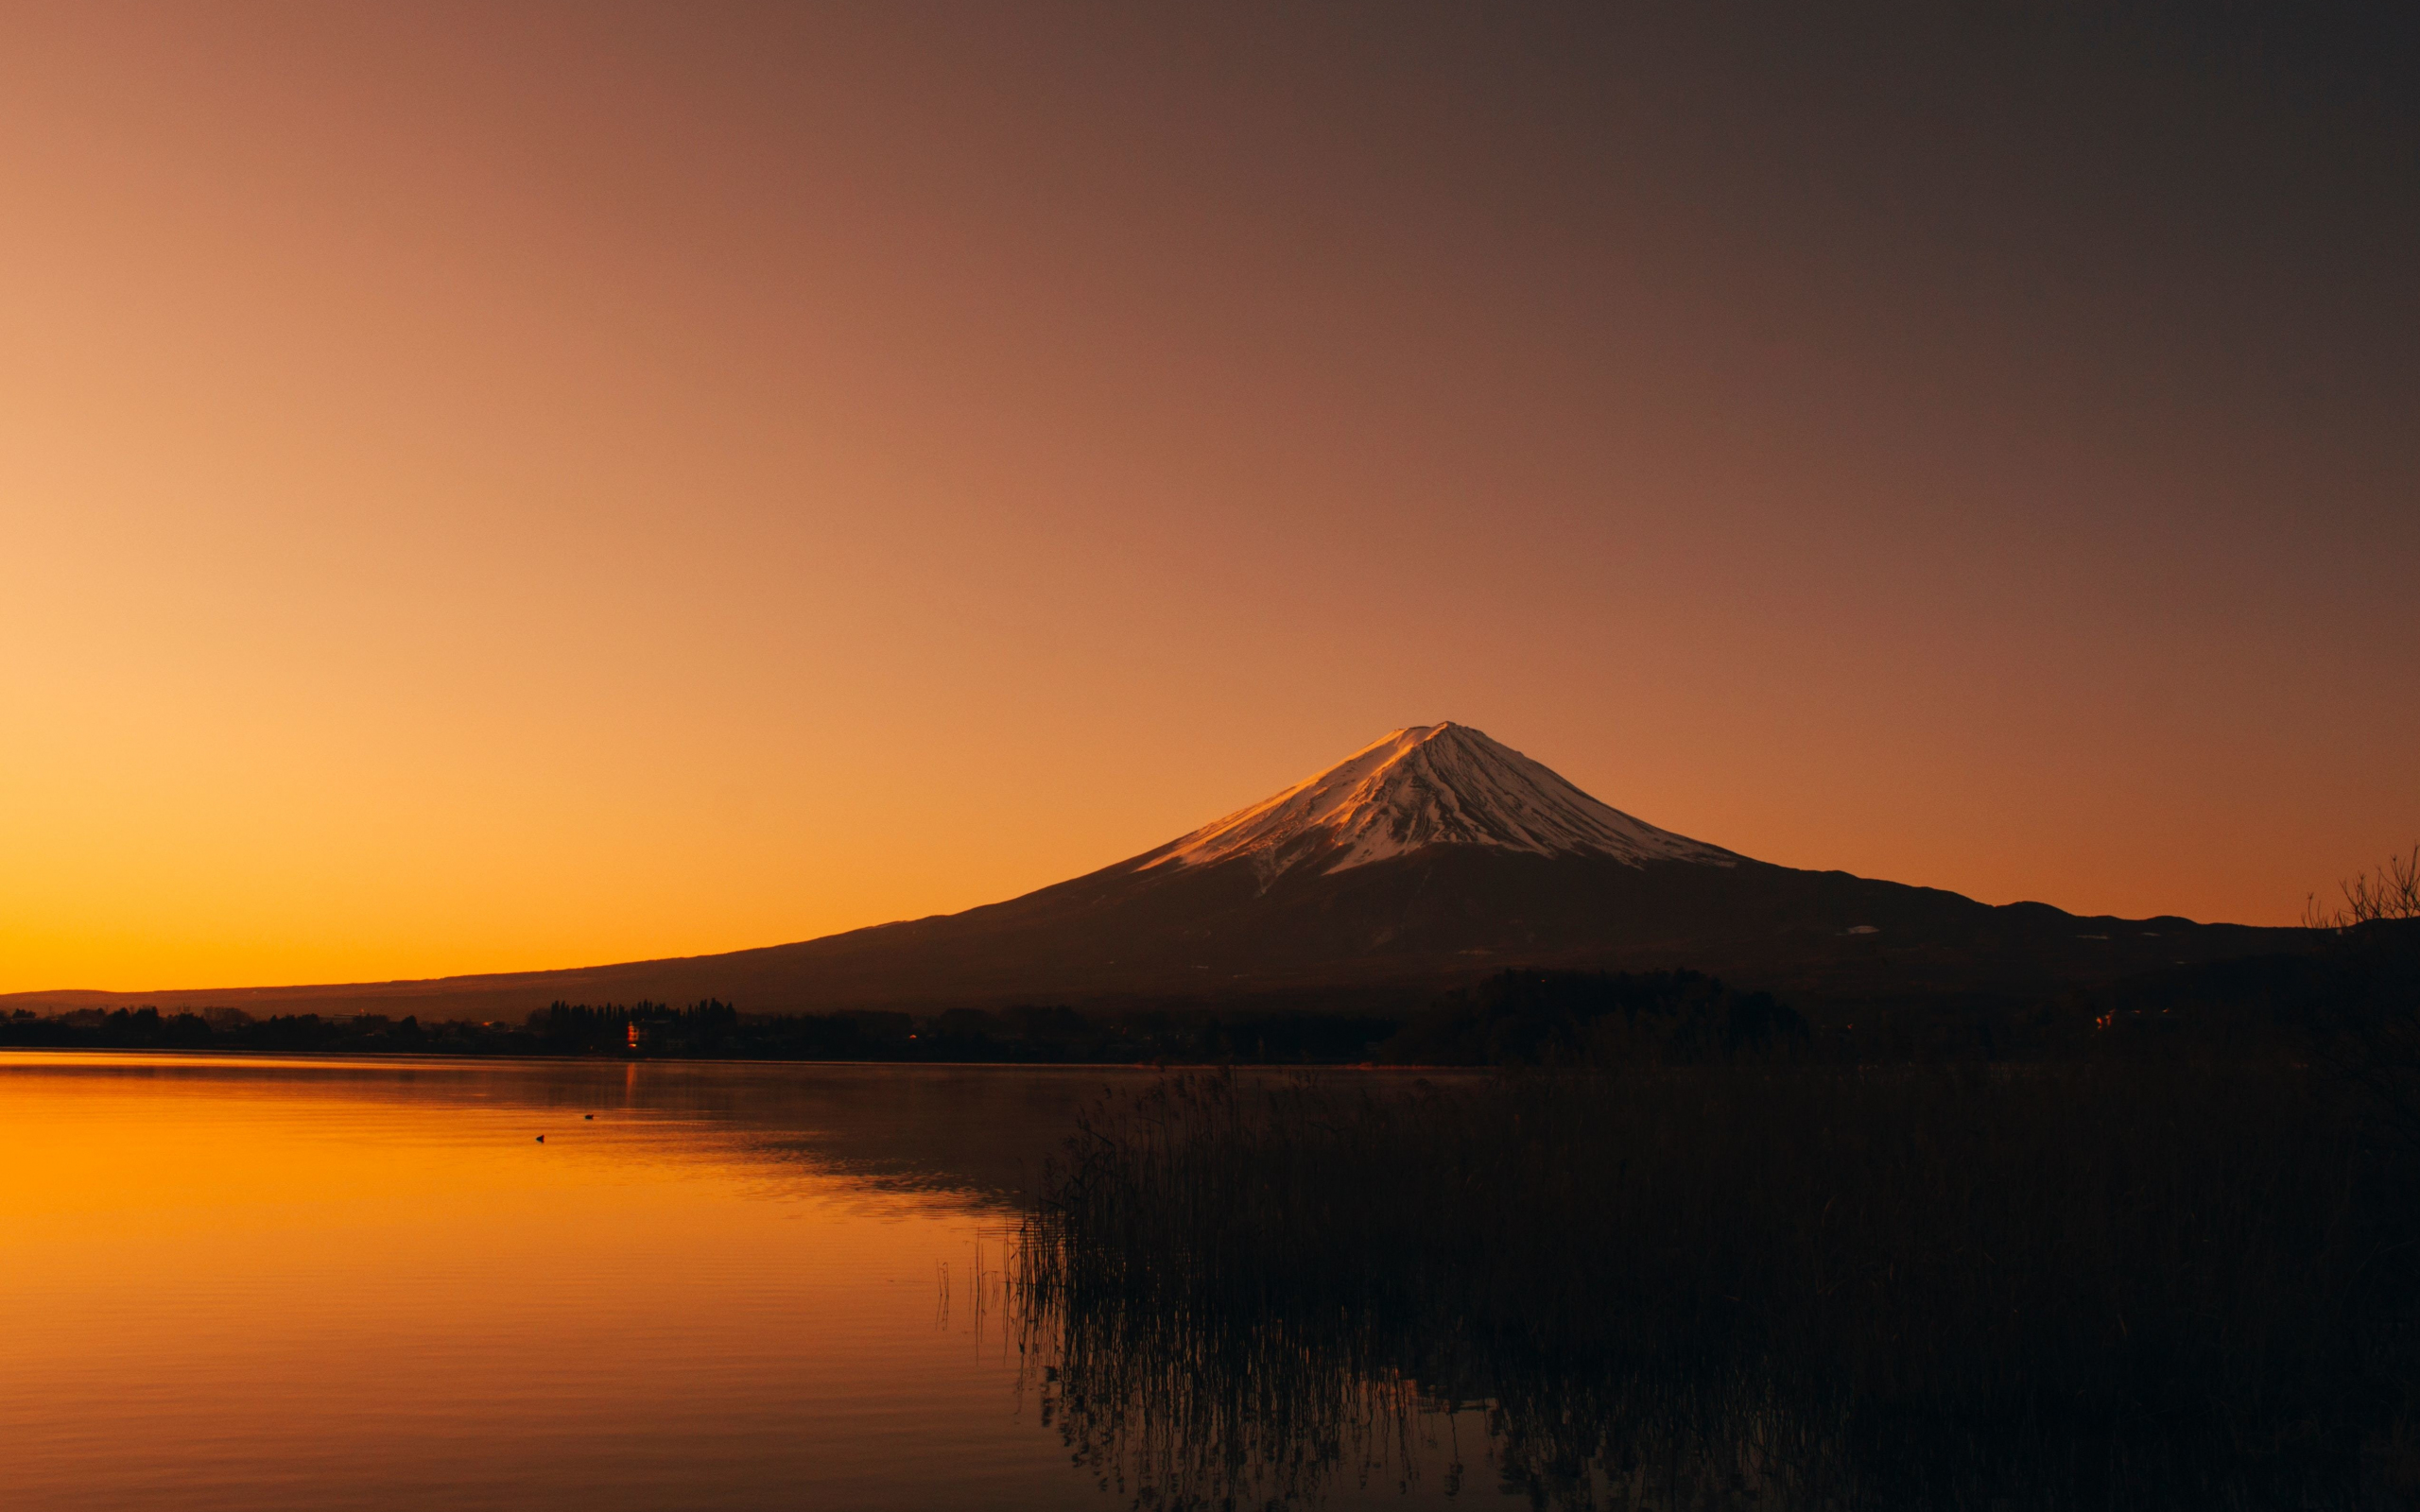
[1016,1066,2420,1509]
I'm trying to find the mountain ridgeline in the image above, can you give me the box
[3,723,2306,1024]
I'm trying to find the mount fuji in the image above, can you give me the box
[6,722,2299,1021]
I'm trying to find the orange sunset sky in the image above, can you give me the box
[4,4,2415,994]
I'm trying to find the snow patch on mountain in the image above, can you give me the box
[1138,723,1737,877]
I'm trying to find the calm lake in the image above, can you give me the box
[0,1053,1495,1511]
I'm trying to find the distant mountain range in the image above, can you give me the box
[7,723,2304,1022]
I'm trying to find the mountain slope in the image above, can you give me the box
[4,722,2306,1020]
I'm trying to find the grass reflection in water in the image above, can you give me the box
[1012,1067,2420,1509]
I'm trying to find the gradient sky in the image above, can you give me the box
[5,3,2415,992]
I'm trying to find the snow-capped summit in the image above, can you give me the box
[1137,723,1736,877]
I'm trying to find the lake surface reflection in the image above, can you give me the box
[0,1054,1497,1510]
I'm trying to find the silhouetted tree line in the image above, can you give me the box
[0,1005,514,1052]
[1377,968,1808,1066]
[530,999,740,1054]
[0,997,1399,1062]
[9,919,2415,1071]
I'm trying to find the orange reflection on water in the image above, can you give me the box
[0,1055,1115,1512]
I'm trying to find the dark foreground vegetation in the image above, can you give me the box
[1011,916,2420,1509]
[1017,1060,2420,1510]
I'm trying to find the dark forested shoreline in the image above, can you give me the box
[8,920,2413,1074]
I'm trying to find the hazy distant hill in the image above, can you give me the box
[5,724,2302,1022]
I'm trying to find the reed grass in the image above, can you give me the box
[1016,1065,2420,1508]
